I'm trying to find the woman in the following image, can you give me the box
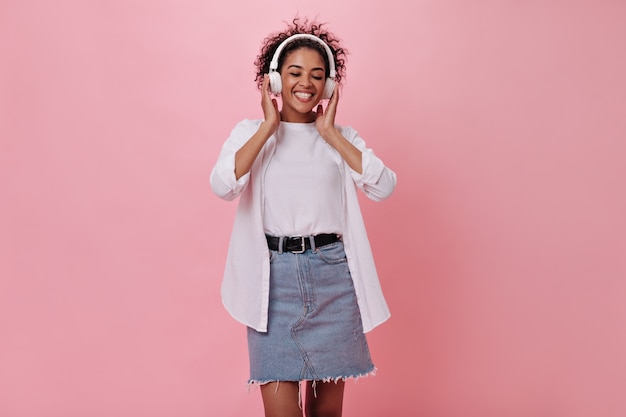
[210,17,397,417]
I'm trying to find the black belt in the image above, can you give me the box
[266,233,341,253]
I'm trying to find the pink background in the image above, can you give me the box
[1,1,625,416]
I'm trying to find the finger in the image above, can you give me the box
[262,74,271,95]
[316,104,323,116]
[261,78,267,100]
[325,85,339,112]
[329,84,339,104]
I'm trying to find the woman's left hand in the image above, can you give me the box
[315,84,339,140]
[315,85,363,173]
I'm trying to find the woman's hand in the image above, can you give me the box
[315,85,364,174]
[315,84,339,140]
[261,74,280,133]
[233,75,280,180]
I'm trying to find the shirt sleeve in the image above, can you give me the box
[343,126,397,202]
[210,119,259,201]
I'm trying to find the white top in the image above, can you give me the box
[210,119,397,333]
[263,122,343,236]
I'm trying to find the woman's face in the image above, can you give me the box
[279,47,327,123]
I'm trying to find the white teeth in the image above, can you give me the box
[294,92,313,99]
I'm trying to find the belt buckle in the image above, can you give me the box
[292,236,306,254]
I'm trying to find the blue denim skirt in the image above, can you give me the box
[247,241,375,384]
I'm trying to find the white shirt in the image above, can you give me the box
[263,121,343,236]
[210,119,397,333]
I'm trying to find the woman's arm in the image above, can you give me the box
[315,86,364,173]
[210,75,280,200]
[315,86,396,201]
[234,75,280,180]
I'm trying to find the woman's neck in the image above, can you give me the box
[280,111,316,123]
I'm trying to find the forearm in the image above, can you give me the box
[320,128,363,174]
[234,121,275,180]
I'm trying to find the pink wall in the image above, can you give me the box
[1,1,625,416]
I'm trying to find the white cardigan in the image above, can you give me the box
[210,119,397,333]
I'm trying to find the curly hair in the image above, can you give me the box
[254,17,348,90]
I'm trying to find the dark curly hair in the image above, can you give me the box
[254,17,348,90]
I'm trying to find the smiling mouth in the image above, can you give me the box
[294,92,314,100]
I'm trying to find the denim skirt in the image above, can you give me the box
[247,241,375,384]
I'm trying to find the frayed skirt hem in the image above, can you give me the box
[247,367,377,388]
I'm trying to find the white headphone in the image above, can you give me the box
[268,33,337,99]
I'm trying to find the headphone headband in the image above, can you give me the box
[269,34,336,78]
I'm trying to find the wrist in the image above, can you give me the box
[319,126,341,143]
[260,120,278,135]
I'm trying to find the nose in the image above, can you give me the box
[298,77,313,87]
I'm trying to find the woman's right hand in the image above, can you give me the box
[261,74,280,133]
[233,75,280,180]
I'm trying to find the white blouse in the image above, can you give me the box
[210,119,397,333]
[263,122,343,237]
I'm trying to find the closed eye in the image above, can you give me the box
[289,73,323,80]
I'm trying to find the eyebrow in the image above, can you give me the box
[286,64,325,72]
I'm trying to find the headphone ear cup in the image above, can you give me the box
[322,78,336,100]
[268,71,282,95]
